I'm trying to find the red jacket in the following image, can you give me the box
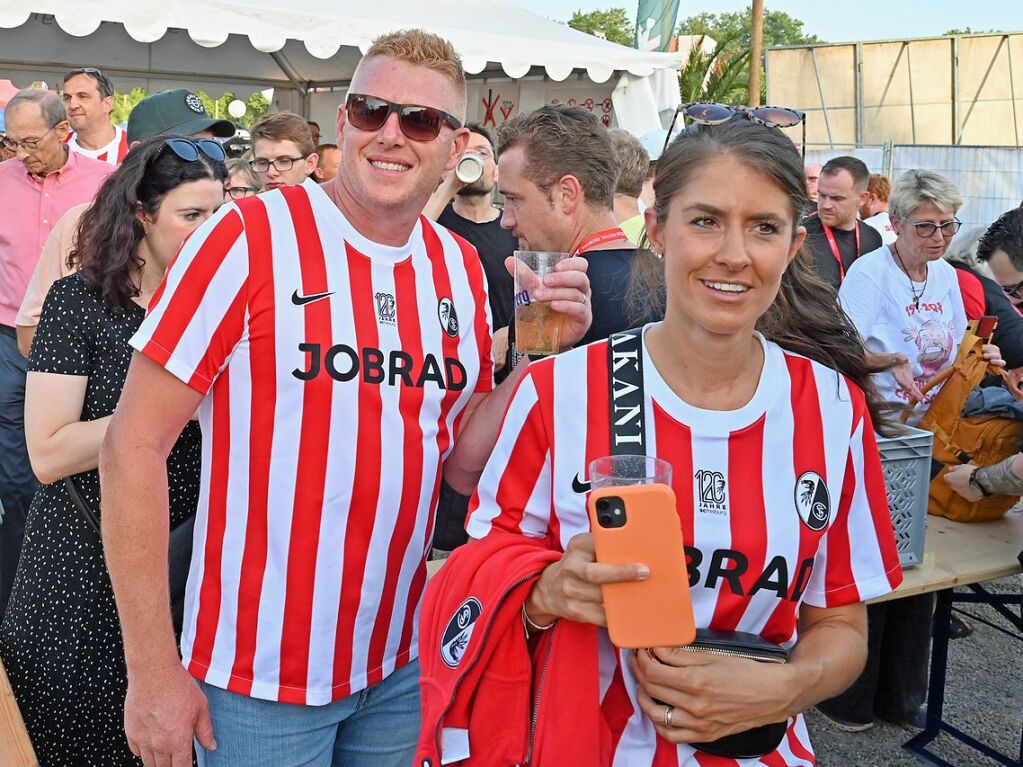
[416,532,608,767]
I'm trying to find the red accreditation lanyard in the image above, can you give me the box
[821,221,860,280]
[571,227,629,256]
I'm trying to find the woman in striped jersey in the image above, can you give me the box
[444,117,905,766]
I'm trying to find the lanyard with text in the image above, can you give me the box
[821,221,860,280]
[572,227,629,257]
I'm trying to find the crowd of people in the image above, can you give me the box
[0,25,1021,767]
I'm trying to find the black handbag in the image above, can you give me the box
[607,330,789,759]
[64,476,194,634]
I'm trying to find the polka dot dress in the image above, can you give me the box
[0,274,201,766]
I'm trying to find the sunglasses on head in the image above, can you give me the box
[345,93,462,142]
[163,137,226,163]
[663,102,807,157]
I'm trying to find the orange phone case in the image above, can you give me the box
[587,484,696,649]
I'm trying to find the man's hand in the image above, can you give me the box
[944,463,983,501]
[492,326,509,372]
[1006,367,1023,401]
[892,359,924,402]
[124,661,216,766]
[504,255,592,351]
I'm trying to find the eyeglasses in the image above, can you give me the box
[663,102,806,157]
[224,185,259,200]
[905,218,962,238]
[249,156,307,174]
[65,67,104,78]
[163,138,227,163]
[1,124,62,153]
[345,93,462,142]
[999,278,1023,300]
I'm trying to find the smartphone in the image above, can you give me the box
[587,484,696,648]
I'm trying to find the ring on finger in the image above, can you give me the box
[663,704,675,728]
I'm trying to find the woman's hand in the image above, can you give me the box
[892,359,924,402]
[632,648,795,745]
[522,532,648,628]
[982,343,1006,368]
[944,463,983,501]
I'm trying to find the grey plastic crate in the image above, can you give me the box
[876,427,933,567]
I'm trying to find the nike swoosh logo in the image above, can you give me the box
[291,290,335,306]
[572,472,591,494]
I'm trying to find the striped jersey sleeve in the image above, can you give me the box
[802,384,904,607]
[466,361,555,540]
[130,204,250,393]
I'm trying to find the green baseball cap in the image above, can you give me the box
[127,89,236,145]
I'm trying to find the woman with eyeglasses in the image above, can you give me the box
[820,170,1004,733]
[418,118,903,766]
[0,135,225,766]
[224,156,262,200]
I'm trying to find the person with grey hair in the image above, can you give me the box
[607,128,649,243]
[0,87,113,616]
[223,156,261,200]
[820,169,1005,733]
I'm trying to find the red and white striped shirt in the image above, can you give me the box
[66,124,130,165]
[132,179,494,705]
[467,330,902,766]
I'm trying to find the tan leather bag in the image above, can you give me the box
[908,320,1023,522]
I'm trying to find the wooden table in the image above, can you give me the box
[873,511,1023,766]
[872,511,1023,603]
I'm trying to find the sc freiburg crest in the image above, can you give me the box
[794,472,830,532]
[440,597,482,668]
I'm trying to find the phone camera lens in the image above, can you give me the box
[596,499,610,513]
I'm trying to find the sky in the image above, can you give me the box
[509,0,1020,44]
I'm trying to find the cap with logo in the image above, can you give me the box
[127,89,236,145]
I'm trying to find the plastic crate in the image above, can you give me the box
[876,426,933,567]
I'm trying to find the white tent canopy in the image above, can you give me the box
[0,1,687,134]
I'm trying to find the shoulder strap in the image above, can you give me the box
[607,328,647,456]
[63,476,101,537]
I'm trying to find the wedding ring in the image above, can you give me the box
[663,705,674,728]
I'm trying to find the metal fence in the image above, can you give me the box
[805,143,1023,231]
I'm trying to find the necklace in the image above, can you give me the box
[892,242,928,309]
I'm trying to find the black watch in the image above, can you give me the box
[969,467,992,497]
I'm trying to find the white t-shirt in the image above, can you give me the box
[66,125,129,166]
[863,211,897,245]
[839,246,967,424]
[132,178,494,705]
[468,329,902,766]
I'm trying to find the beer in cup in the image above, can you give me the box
[513,250,568,356]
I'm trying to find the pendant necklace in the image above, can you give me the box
[892,242,927,309]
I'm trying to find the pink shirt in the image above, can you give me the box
[0,151,113,326]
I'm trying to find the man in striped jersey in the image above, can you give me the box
[100,28,592,767]
[62,67,130,166]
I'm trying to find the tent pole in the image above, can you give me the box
[270,51,310,117]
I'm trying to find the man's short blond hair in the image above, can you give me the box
[354,29,467,119]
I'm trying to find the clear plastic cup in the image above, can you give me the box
[513,250,568,356]
[588,455,673,489]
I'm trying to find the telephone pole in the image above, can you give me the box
[748,0,765,106]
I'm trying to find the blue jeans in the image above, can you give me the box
[196,659,421,767]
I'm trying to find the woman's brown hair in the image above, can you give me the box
[630,118,895,433]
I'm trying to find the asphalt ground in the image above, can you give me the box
[808,574,1022,766]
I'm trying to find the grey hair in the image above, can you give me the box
[889,169,963,221]
[225,157,261,190]
[6,89,68,128]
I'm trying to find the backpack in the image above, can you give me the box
[909,318,1023,522]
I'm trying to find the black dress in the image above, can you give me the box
[0,274,201,766]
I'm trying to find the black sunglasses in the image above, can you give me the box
[163,138,226,163]
[663,102,807,157]
[1000,277,1023,300]
[345,93,461,142]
